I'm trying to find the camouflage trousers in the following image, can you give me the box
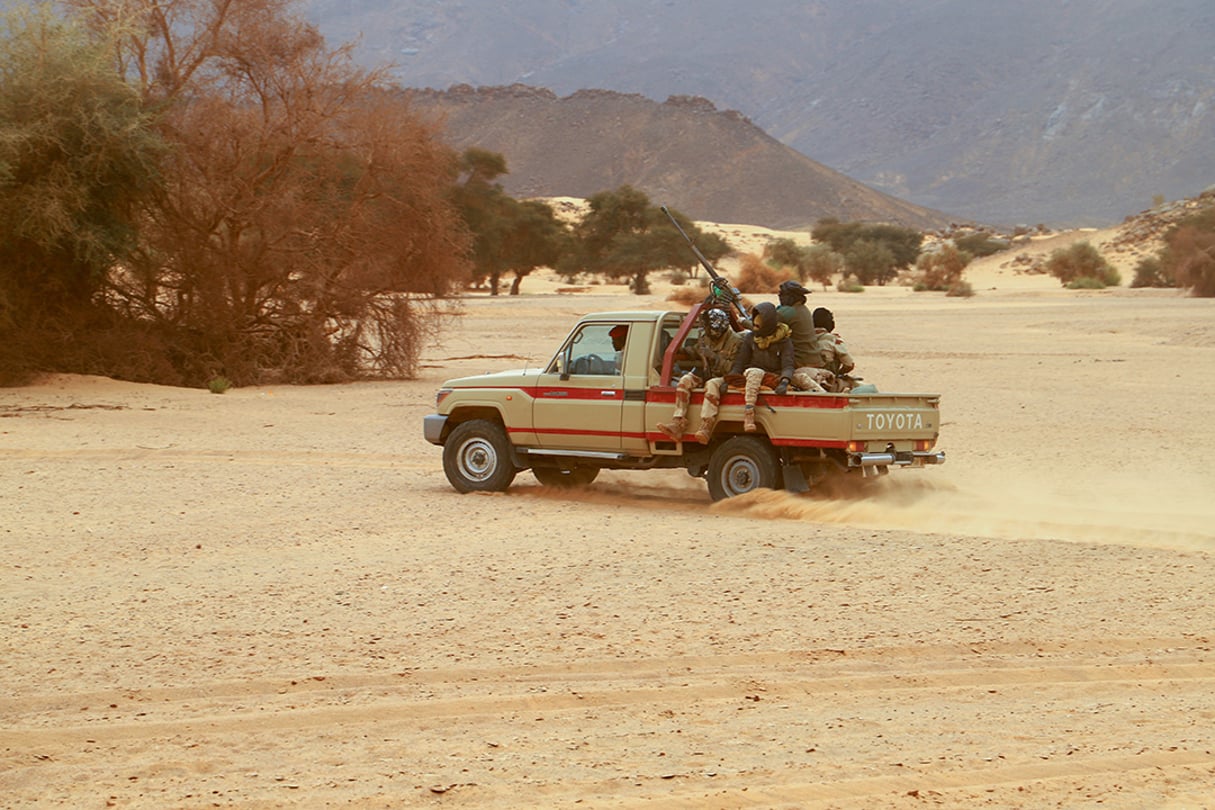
[791,366,831,393]
[740,368,780,408]
[727,367,828,407]
[683,375,728,422]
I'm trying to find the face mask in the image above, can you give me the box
[706,309,729,337]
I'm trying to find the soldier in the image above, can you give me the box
[657,307,742,442]
[609,324,629,372]
[778,279,835,393]
[776,279,815,366]
[812,307,856,392]
[725,302,802,433]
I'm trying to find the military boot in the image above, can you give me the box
[656,416,687,441]
[694,416,717,445]
[743,405,756,432]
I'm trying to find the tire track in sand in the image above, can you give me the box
[3,643,1212,806]
[3,643,1212,746]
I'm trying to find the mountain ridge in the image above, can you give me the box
[407,84,958,231]
[304,0,1215,227]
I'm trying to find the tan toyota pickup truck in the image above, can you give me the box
[423,304,945,501]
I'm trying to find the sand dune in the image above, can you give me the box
[2,255,1213,808]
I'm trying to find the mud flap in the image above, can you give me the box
[780,451,809,494]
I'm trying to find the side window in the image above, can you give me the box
[553,324,627,376]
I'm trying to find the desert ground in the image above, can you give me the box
[2,227,1214,809]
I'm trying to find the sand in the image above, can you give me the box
[2,238,1214,808]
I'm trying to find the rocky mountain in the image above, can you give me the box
[303,0,1215,227]
[405,85,955,231]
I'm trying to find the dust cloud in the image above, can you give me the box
[709,469,1214,553]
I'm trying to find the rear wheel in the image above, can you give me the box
[442,419,517,493]
[532,465,600,488]
[706,436,782,501]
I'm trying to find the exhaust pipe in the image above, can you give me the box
[851,452,895,467]
[849,450,946,468]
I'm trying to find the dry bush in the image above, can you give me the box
[914,244,972,291]
[666,285,708,306]
[734,253,796,293]
[1161,206,1215,297]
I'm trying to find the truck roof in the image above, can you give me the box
[575,311,680,322]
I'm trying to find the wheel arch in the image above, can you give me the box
[443,405,527,469]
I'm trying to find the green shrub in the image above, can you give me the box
[954,233,1009,257]
[946,280,975,297]
[208,375,233,394]
[836,275,865,293]
[1045,242,1120,287]
[1130,256,1174,288]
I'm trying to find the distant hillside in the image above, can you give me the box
[407,85,956,231]
[304,0,1215,227]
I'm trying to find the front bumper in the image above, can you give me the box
[423,414,448,445]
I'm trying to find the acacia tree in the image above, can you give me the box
[0,5,163,381]
[812,218,923,285]
[804,244,845,288]
[565,187,726,294]
[451,148,568,295]
[497,198,569,295]
[66,0,471,384]
[843,239,896,286]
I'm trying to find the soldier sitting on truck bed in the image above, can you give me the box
[778,280,837,393]
[722,302,825,435]
[656,307,742,442]
[812,307,859,392]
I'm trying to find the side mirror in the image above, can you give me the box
[558,345,571,380]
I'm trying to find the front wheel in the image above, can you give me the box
[442,419,517,493]
[532,465,600,488]
[706,436,782,501]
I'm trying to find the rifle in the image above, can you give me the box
[660,205,748,321]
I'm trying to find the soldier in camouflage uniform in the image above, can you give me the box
[812,307,857,392]
[657,307,742,442]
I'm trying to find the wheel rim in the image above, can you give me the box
[457,437,499,482]
[720,454,761,495]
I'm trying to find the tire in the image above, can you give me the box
[532,465,600,488]
[706,435,783,501]
[442,419,517,493]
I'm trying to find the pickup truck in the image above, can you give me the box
[423,304,945,501]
